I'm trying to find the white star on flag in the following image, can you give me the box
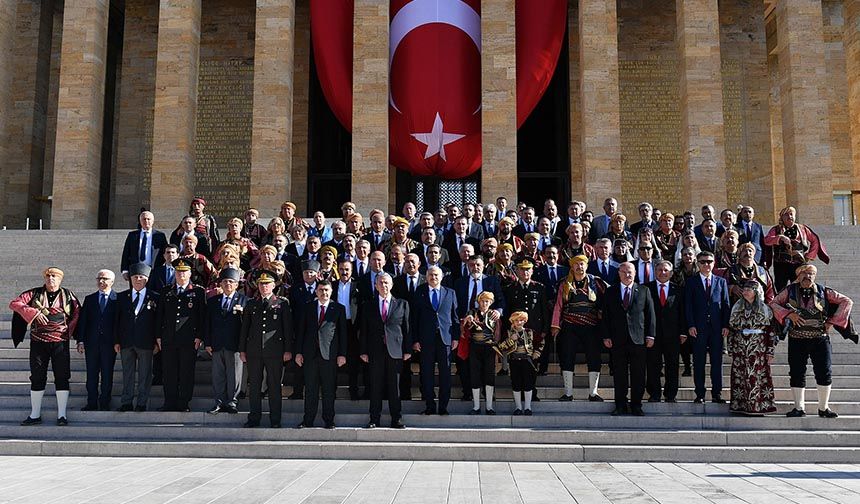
[410,113,465,162]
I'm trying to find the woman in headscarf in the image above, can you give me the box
[715,228,739,271]
[602,213,634,248]
[727,280,777,415]
[673,230,701,269]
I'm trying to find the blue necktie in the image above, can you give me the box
[99,293,107,313]
[166,267,175,285]
[139,232,148,262]
[431,289,440,311]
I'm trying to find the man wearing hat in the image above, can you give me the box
[242,208,269,247]
[76,269,118,411]
[155,258,206,412]
[382,217,418,258]
[550,255,609,401]
[286,259,321,399]
[10,267,82,426]
[240,269,293,428]
[188,196,220,252]
[205,268,249,414]
[114,262,159,412]
[496,217,524,254]
[770,264,855,418]
[502,257,549,400]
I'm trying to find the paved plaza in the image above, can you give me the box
[1,456,859,503]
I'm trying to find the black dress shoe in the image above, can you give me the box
[243,420,260,428]
[486,409,496,415]
[134,405,147,412]
[422,407,436,415]
[81,404,98,411]
[349,392,360,401]
[117,404,134,412]
[786,408,806,418]
[99,404,111,411]
[712,396,726,404]
[611,406,628,416]
[693,397,704,404]
[57,417,68,426]
[224,405,238,414]
[438,409,449,416]
[296,421,308,429]
[469,409,481,415]
[208,405,223,415]
[513,409,523,416]
[588,394,604,402]
[558,394,573,402]
[665,398,677,403]
[158,406,172,412]
[270,423,281,429]
[532,394,540,402]
[288,392,303,400]
[681,368,692,377]
[523,409,533,416]
[365,422,377,429]
[391,420,406,429]
[647,397,661,403]
[325,423,336,429]
[21,416,41,426]
[399,394,412,401]
[236,391,246,400]
[631,407,645,416]
[818,409,838,418]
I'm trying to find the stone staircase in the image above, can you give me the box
[0,227,859,462]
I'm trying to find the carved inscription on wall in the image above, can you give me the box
[721,58,746,207]
[619,57,683,214]
[194,58,254,219]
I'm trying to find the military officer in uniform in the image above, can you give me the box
[240,270,293,428]
[502,258,549,400]
[155,258,206,412]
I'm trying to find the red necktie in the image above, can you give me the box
[706,278,712,297]
[660,284,667,307]
[644,262,650,283]
[623,287,631,309]
[318,304,326,326]
[381,298,388,322]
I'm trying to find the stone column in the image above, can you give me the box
[676,0,727,212]
[351,0,389,215]
[774,0,833,224]
[291,0,310,213]
[846,0,860,211]
[480,0,517,204]
[149,0,201,223]
[250,0,295,214]
[578,0,621,210]
[0,0,15,226]
[50,0,110,228]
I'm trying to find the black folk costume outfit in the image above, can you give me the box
[462,308,501,414]
[499,326,543,415]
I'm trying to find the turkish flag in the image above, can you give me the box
[311,0,567,179]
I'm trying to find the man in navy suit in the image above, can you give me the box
[76,269,118,411]
[735,205,766,266]
[148,245,180,293]
[295,280,348,429]
[114,263,159,412]
[442,216,481,272]
[121,211,168,282]
[453,255,505,399]
[684,251,731,403]
[412,266,459,415]
[360,273,411,429]
[587,238,618,283]
[204,268,248,414]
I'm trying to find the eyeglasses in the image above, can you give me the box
[698,260,714,264]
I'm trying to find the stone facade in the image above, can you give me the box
[1,0,859,228]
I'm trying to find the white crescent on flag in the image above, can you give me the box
[388,0,481,113]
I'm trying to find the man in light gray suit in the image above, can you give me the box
[360,273,411,428]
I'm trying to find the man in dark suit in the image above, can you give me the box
[204,268,248,415]
[239,270,293,428]
[449,243,475,284]
[587,238,618,283]
[295,280,348,428]
[362,211,392,251]
[412,266,459,415]
[601,262,656,416]
[629,202,660,236]
[357,251,388,303]
[148,245,180,294]
[536,218,562,253]
[412,227,450,266]
[698,219,719,254]
[392,253,425,399]
[286,260,320,399]
[442,216,481,272]
[169,214,211,259]
[693,205,717,244]
[453,255,505,399]
[684,251,731,403]
[76,269,118,411]
[735,205,766,265]
[646,261,686,403]
[631,242,659,284]
[334,259,365,400]
[155,258,206,412]
[114,263,159,412]
[533,246,568,375]
[360,273,411,428]
[121,211,168,282]
[512,206,538,238]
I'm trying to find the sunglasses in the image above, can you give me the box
[698,260,714,264]
[638,247,653,251]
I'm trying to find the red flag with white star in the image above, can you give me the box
[311,0,567,179]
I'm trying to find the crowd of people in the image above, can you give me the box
[8,195,858,429]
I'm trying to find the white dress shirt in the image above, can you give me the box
[132,287,146,315]
[337,280,352,319]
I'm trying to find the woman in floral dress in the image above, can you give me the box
[727,280,777,415]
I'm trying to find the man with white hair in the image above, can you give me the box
[120,210,168,281]
[75,269,118,411]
